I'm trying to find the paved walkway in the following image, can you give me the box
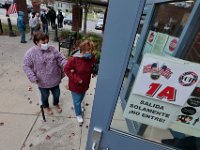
[0,34,96,150]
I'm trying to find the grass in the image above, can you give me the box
[0,23,30,36]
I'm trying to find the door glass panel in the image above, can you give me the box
[120,12,146,97]
[137,1,195,63]
[110,1,198,150]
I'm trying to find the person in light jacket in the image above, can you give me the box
[23,32,67,115]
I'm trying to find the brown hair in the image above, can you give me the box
[33,31,49,45]
[79,40,95,52]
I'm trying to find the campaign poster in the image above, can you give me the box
[146,30,157,45]
[142,31,157,55]
[169,82,200,137]
[151,33,169,55]
[162,36,179,56]
[132,54,200,106]
[123,94,179,129]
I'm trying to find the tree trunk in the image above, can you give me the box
[31,0,41,13]
[83,2,88,34]
[16,0,28,24]
[72,4,82,32]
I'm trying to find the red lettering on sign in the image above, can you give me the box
[145,83,176,101]
[146,83,161,97]
[157,86,176,101]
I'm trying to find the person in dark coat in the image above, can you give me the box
[47,8,56,29]
[41,10,48,34]
[57,11,64,28]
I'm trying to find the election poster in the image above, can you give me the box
[169,82,200,137]
[143,30,157,55]
[123,94,179,129]
[162,36,179,56]
[123,54,200,135]
[132,54,200,106]
[151,33,169,55]
[146,30,157,45]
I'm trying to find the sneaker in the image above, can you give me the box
[55,104,62,113]
[76,115,83,123]
[44,107,53,115]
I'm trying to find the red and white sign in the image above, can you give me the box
[132,54,200,106]
[163,36,179,56]
[147,30,157,45]
[169,38,178,52]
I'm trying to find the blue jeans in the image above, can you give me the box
[38,85,60,108]
[42,24,48,34]
[71,92,85,116]
[19,28,26,42]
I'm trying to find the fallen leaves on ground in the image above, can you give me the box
[29,143,33,147]
[85,103,89,106]
[45,135,51,140]
[38,128,47,132]
[28,86,32,91]
[71,132,75,136]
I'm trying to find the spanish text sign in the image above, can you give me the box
[123,95,178,129]
[132,54,200,106]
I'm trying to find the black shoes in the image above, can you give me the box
[21,41,27,43]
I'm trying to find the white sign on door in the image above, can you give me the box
[132,54,200,106]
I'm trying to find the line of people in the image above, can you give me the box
[23,31,97,125]
[17,8,64,43]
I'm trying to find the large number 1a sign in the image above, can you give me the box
[132,54,200,106]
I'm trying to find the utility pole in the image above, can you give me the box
[31,0,41,13]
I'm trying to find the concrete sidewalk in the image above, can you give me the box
[0,34,96,150]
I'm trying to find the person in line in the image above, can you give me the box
[57,11,64,28]
[17,11,27,43]
[47,8,56,29]
[32,12,41,33]
[64,40,96,124]
[29,12,36,40]
[23,32,67,115]
[41,10,48,34]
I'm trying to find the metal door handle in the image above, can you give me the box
[92,142,97,150]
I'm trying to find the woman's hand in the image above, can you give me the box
[79,80,83,84]
[70,69,75,73]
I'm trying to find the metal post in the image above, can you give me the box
[0,19,3,33]
[7,18,16,37]
[40,105,46,122]
[54,24,59,42]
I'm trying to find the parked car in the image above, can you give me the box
[95,18,104,30]
[0,0,12,8]
[63,14,72,25]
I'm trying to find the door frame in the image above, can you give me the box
[120,0,200,135]
[86,0,200,150]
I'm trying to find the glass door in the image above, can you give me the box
[87,0,200,150]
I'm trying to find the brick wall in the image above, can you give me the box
[185,32,200,63]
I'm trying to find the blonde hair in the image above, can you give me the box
[79,40,95,52]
